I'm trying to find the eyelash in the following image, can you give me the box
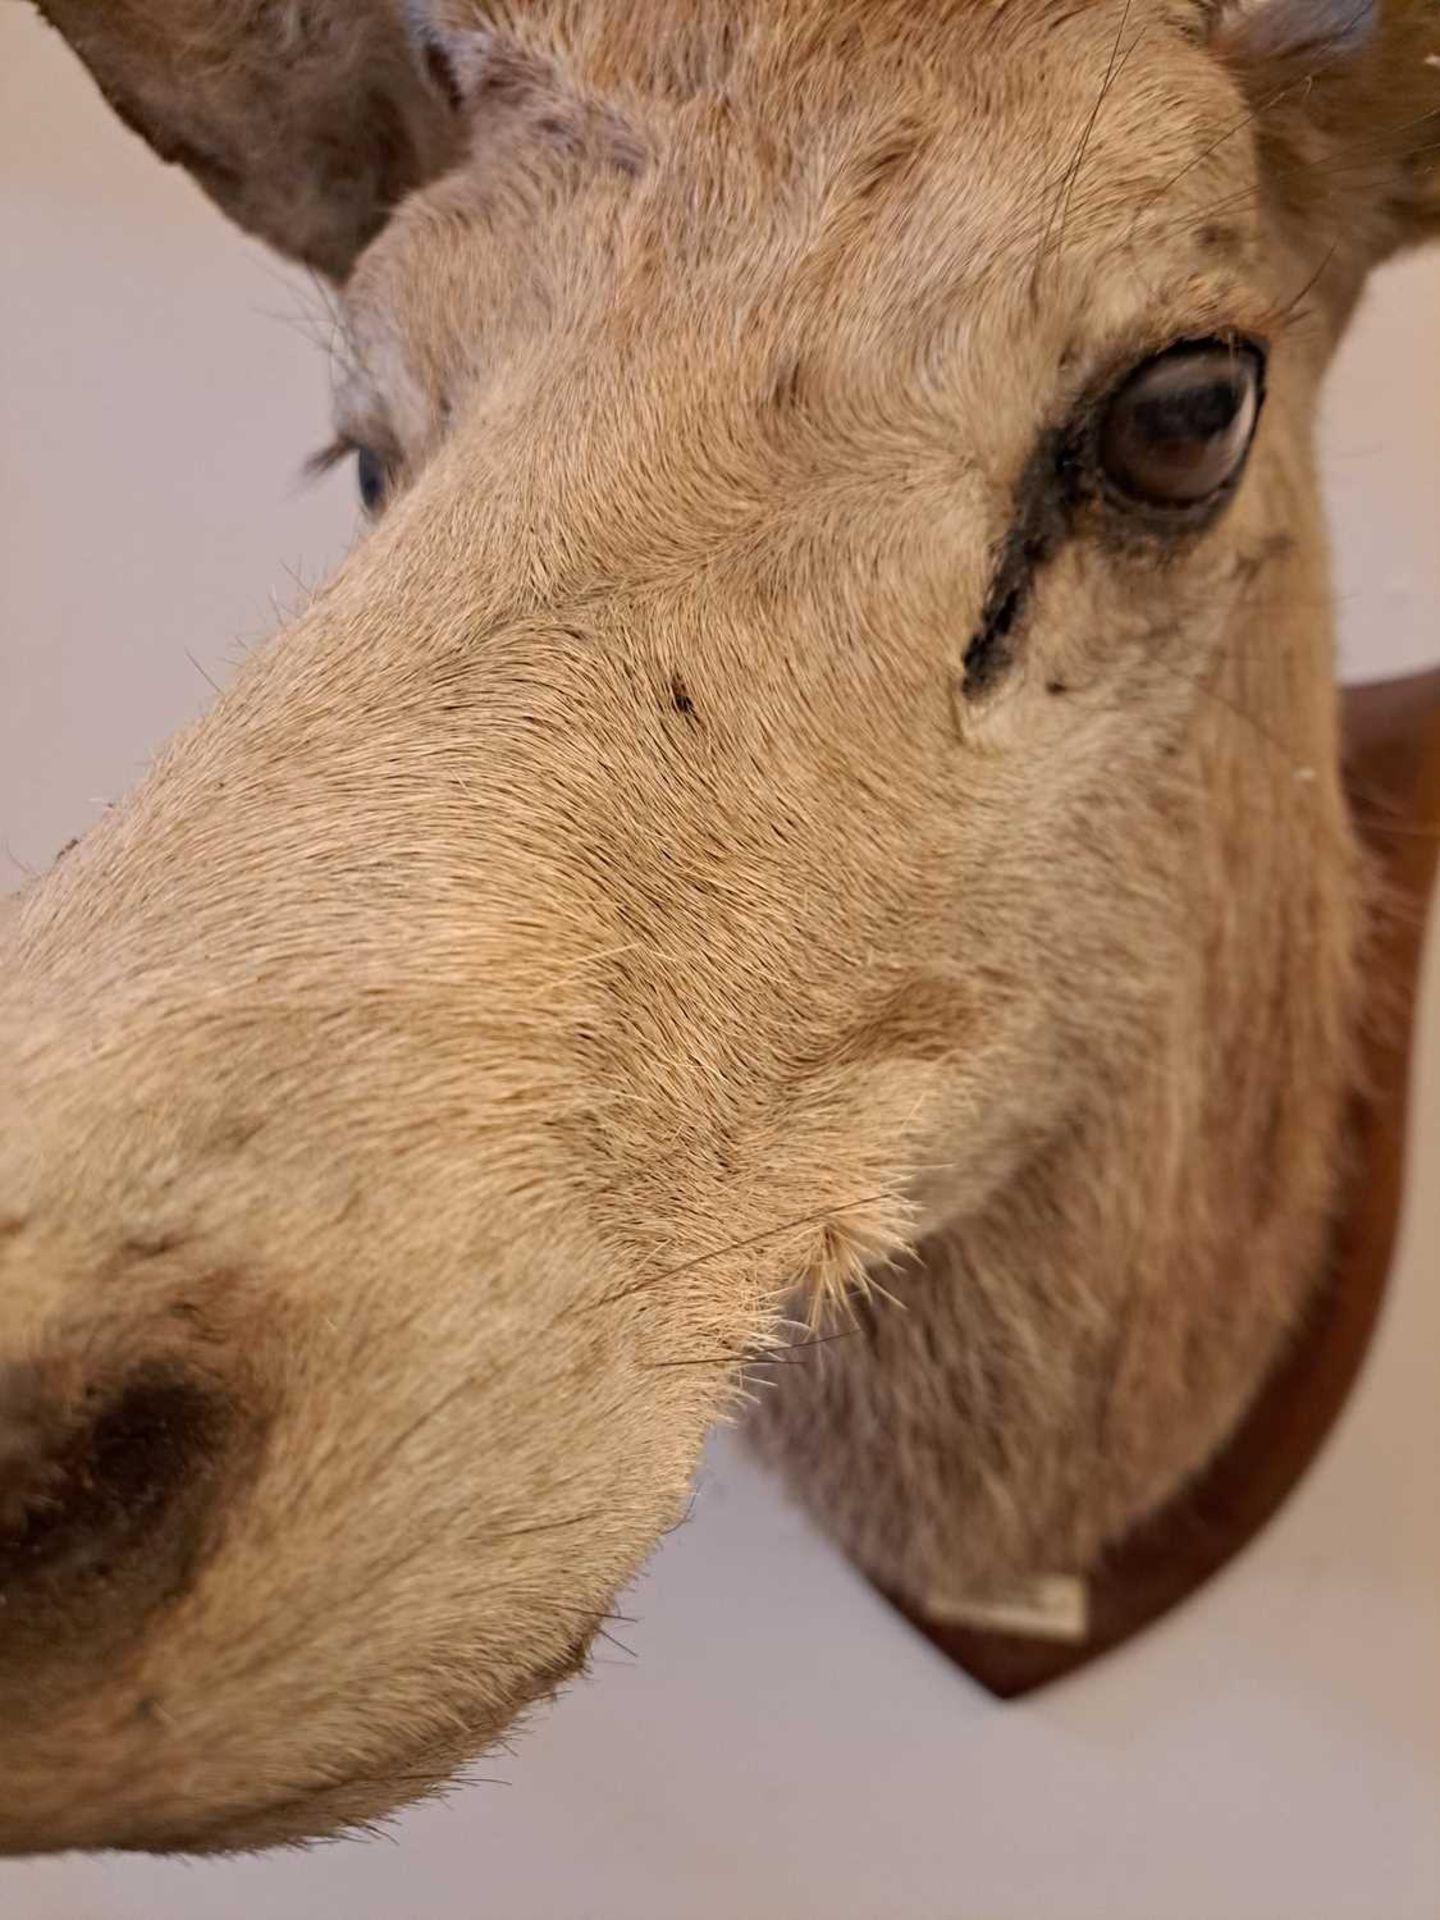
[303,433,402,518]
[302,434,360,485]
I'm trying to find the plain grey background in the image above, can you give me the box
[2,9,1438,1916]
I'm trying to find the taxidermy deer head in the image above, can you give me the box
[2,0,1436,1855]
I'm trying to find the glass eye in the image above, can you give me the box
[355,444,393,516]
[1097,339,1265,510]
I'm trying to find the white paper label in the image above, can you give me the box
[921,1575,1090,1643]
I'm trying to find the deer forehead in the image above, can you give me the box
[337,5,1268,541]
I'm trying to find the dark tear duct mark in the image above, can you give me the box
[961,568,1026,697]
[960,427,1074,699]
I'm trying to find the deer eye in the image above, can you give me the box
[355,444,395,516]
[1097,339,1265,511]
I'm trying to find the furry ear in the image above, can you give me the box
[29,0,470,277]
[1206,0,1439,265]
[1209,0,1379,63]
[402,1,497,107]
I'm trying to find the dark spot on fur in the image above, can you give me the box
[603,123,648,178]
[1198,222,1245,260]
[1231,531,1296,586]
[535,111,583,153]
[765,356,809,413]
[0,1215,28,1243]
[209,1115,264,1156]
[1047,679,1070,696]
[851,131,922,200]
[668,673,699,721]
[117,1231,186,1263]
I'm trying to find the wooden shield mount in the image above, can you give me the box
[875,669,1440,1697]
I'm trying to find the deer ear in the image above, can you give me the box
[1209,0,1379,62]
[1206,0,1440,264]
[28,0,470,278]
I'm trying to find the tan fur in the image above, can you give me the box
[2,0,1437,1857]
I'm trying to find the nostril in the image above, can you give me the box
[0,1359,234,1631]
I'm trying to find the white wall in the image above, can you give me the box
[1325,249,1440,684]
[0,10,355,881]
[2,11,1438,1919]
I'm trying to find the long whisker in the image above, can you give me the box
[1053,4,1142,270]
[578,1189,898,1315]
[1029,0,1138,296]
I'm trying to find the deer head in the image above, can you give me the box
[3,0,1436,1855]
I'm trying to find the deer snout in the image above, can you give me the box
[0,1300,277,1851]
[0,1061,699,1853]
[0,706,743,1848]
